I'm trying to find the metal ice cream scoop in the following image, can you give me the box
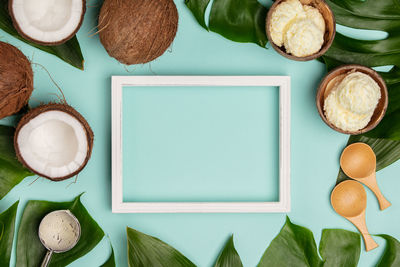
[38,210,81,267]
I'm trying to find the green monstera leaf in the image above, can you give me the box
[376,234,400,267]
[323,0,400,68]
[185,0,268,47]
[0,201,18,266]
[127,227,196,267]
[124,216,400,267]
[257,218,363,267]
[101,246,116,267]
[185,0,210,29]
[0,125,33,200]
[319,229,361,267]
[258,217,323,267]
[0,0,84,70]
[214,235,243,267]
[16,194,104,267]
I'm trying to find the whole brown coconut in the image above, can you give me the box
[14,103,94,181]
[0,42,33,119]
[98,0,179,65]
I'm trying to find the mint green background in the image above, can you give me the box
[0,0,399,266]
[122,86,279,202]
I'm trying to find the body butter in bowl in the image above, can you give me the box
[316,64,388,135]
[266,0,335,61]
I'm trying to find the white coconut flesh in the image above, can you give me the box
[17,111,88,178]
[11,0,83,43]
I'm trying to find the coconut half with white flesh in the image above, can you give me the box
[14,104,93,181]
[9,0,86,46]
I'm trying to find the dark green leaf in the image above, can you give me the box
[186,0,268,47]
[214,235,243,267]
[364,111,400,140]
[385,82,400,115]
[209,0,268,47]
[323,32,400,68]
[326,0,400,31]
[101,245,116,267]
[127,227,196,267]
[0,0,84,70]
[185,0,210,29]
[376,234,400,267]
[379,67,400,86]
[323,0,400,68]
[0,125,33,200]
[319,229,361,267]
[257,216,322,267]
[16,194,104,267]
[0,201,18,266]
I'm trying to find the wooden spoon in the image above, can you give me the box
[331,180,378,251]
[340,143,391,210]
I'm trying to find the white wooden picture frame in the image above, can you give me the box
[112,76,290,213]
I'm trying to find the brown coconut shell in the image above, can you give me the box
[14,103,94,181]
[0,42,33,119]
[316,64,388,135]
[9,0,86,46]
[98,0,178,65]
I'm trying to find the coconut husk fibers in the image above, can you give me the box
[0,42,33,119]
[9,0,86,46]
[14,103,94,181]
[98,0,178,65]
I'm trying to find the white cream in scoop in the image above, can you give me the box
[269,0,325,57]
[39,210,80,251]
[324,71,381,132]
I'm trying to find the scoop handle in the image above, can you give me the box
[41,250,53,267]
[361,173,391,210]
[348,212,378,252]
[361,231,379,252]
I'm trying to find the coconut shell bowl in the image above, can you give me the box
[266,0,336,61]
[316,64,388,135]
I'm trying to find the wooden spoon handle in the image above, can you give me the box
[348,212,379,252]
[373,187,391,210]
[360,231,379,252]
[361,173,391,210]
